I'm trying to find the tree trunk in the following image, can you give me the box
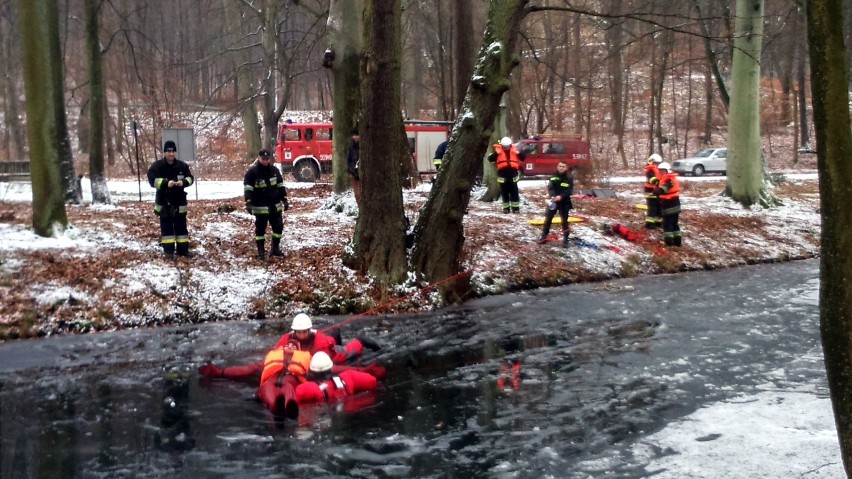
[345,0,407,285]
[327,0,364,194]
[797,52,811,148]
[86,0,110,204]
[411,0,528,301]
[224,0,262,162]
[453,0,474,114]
[19,0,68,236]
[726,0,778,208]
[694,0,731,111]
[806,0,852,473]
[46,0,79,203]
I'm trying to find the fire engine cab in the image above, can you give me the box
[275,121,450,182]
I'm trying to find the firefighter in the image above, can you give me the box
[147,140,194,258]
[537,161,574,247]
[244,149,289,260]
[433,139,448,172]
[293,352,380,405]
[487,136,527,213]
[644,153,663,228]
[198,314,385,418]
[652,162,682,246]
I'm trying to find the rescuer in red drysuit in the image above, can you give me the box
[602,222,641,243]
[293,352,379,404]
[198,313,384,418]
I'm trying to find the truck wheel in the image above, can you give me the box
[293,160,320,182]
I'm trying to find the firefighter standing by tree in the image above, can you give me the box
[147,140,194,258]
[652,162,682,246]
[488,136,527,213]
[644,153,663,228]
[244,149,289,260]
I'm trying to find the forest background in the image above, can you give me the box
[3,0,852,472]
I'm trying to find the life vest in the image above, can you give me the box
[493,145,521,171]
[644,164,660,192]
[259,348,311,385]
[658,173,681,200]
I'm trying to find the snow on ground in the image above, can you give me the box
[0,173,843,477]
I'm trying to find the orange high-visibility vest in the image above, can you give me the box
[259,348,311,385]
[493,145,521,171]
[658,173,681,200]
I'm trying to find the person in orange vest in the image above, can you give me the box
[487,136,527,213]
[293,352,380,405]
[643,154,663,228]
[197,314,384,418]
[652,162,682,246]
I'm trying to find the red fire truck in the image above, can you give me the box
[516,135,593,176]
[275,121,450,182]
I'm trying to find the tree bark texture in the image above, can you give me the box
[86,0,110,204]
[349,0,407,285]
[328,0,363,194]
[19,0,68,236]
[727,0,771,207]
[224,0,262,162]
[411,0,528,301]
[807,0,852,473]
[47,0,79,203]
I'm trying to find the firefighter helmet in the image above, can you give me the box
[657,162,671,171]
[291,313,313,331]
[310,351,333,373]
[500,137,512,148]
[648,153,663,164]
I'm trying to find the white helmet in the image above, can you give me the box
[309,351,333,373]
[290,313,313,331]
[648,153,663,164]
[500,137,512,148]
[657,162,671,171]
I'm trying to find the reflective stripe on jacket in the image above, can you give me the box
[644,164,660,193]
[657,173,680,200]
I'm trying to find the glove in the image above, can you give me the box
[356,336,382,352]
[361,362,386,380]
[649,177,659,185]
[198,362,223,378]
[282,197,289,211]
[245,201,252,214]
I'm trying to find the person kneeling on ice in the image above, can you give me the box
[537,161,574,247]
[274,313,381,363]
[294,352,379,404]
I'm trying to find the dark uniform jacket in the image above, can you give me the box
[244,162,287,213]
[347,141,360,178]
[547,171,574,209]
[147,158,194,215]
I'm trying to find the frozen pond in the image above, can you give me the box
[0,259,840,478]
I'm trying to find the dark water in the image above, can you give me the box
[0,260,826,478]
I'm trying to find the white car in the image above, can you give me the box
[672,148,727,176]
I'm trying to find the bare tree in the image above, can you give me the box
[726,0,779,207]
[326,0,364,194]
[806,0,852,472]
[345,0,408,285]
[411,0,528,300]
[19,0,69,235]
[86,0,110,204]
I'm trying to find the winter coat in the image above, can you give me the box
[147,158,194,214]
[546,171,574,209]
[244,162,287,211]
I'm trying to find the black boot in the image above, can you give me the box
[562,233,570,248]
[357,336,382,352]
[256,241,266,260]
[271,238,284,257]
[537,229,549,244]
[674,236,682,247]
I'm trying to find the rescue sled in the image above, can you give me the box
[527,216,586,226]
[635,203,648,210]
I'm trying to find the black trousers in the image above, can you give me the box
[159,211,189,254]
[542,202,572,237]
[254,212,283,242]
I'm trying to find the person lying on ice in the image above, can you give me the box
[273,313,381,363]
[294,351,379,404]
[198,313,383,418]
